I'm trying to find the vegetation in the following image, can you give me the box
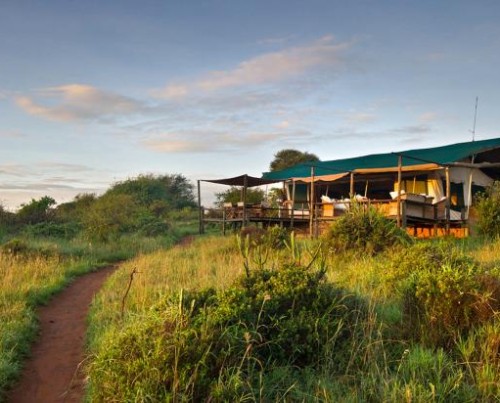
[215,186,265,206]
[269,149,320,172]
[3,176,500,401]
[476,180,500,238]
[0,173,198,399]
[86,226,500,401]
[326,201,412,254]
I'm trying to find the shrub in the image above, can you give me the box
[90,256,366,401]
[22,222,81,239]
[240,225,289,249]
[393,243,500,348]
[475,181,500,238]
[326,202,411,254]
[1,239,30,256]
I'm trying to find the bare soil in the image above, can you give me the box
[6,265,117,403]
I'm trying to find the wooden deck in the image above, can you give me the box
[200,197,467,237]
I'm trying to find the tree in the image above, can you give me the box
[55,193,97,222]
[215,187,265,207]
[269,149,320,172]
[17,196,56,225]
[106,174,196,212]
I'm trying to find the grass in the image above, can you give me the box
[0,231,184,401]
[85,232,500,401]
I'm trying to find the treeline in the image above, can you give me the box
[0,174,196,242]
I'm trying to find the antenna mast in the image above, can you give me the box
[470,96,479,141]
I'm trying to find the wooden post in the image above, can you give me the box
[396,155,402,228]
[349,172,354,197]
[309,166,315,237]
[290,180,296,228]
[222,209,226,235]
[242,175,248,228]
[445,166,451,234]
[197,180,204,234]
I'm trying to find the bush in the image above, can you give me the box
[326,202,411,255]
[90,258,366,401]
[476,181,500,238]
[1,239,30,256]
[393,243,500,348]
[22,222,82,239]
[240,225,289,249]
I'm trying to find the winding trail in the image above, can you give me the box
[7,265,117,403]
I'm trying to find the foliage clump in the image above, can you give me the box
[389,242,500,348]
[326,202,411,254]
[240,225,289,249]
[90,257,365,401]
[475,181,500,238]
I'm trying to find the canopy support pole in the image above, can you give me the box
[396,155,402,228]
[197,180,204,234]
[291,180,296,228]
[445,166,451,234]
[242,175,248,228]
[349,172,354,197]
[309,166,315,237]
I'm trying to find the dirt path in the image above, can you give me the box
[7,265,117,403]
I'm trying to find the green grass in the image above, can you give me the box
[85,233,500,401]
[0,231,186,401]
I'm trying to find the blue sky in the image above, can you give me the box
[1,0,499,209]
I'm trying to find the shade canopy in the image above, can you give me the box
[201,174,281,188]
[262,137,500,181]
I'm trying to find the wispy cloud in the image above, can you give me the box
[142,128,313,154]
[343,111,377,124]
[15,84,145,122]
[418,112,438,122]
[0,130,26,138]
[154,36,352,98]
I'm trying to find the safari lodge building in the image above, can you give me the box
[198,138,500,237]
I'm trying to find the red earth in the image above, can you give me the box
[6,265,117,403]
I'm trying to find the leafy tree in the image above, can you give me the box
[82,194,146,241]
[106,174,195,211]
[55,193,97,222]
[476,181,500,238]
[269,149,320,172]
[16,196,56,225]
[215,187,264,207]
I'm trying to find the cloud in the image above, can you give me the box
[418,112,438,123]
[15,84,144,122]
[155,36,352,98]
[0,130,26,138]
[393,125,432,134]
[142,128,313,154]
[343,111,377,124]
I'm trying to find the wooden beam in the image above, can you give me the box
[290,180,296,228]
[445,166,451,234]
[309,166,315,237]
[349,172,354,197]
[197,180,204,234]
[396,155,402,228]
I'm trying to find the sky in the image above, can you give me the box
[1,0,499,210]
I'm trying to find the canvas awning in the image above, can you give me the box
[290,172,349,183]
[201,174,281,188]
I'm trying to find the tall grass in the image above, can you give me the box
[0,232,181,400]
[86,233,500,401]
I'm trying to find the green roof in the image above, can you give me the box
[262,137,500,180]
